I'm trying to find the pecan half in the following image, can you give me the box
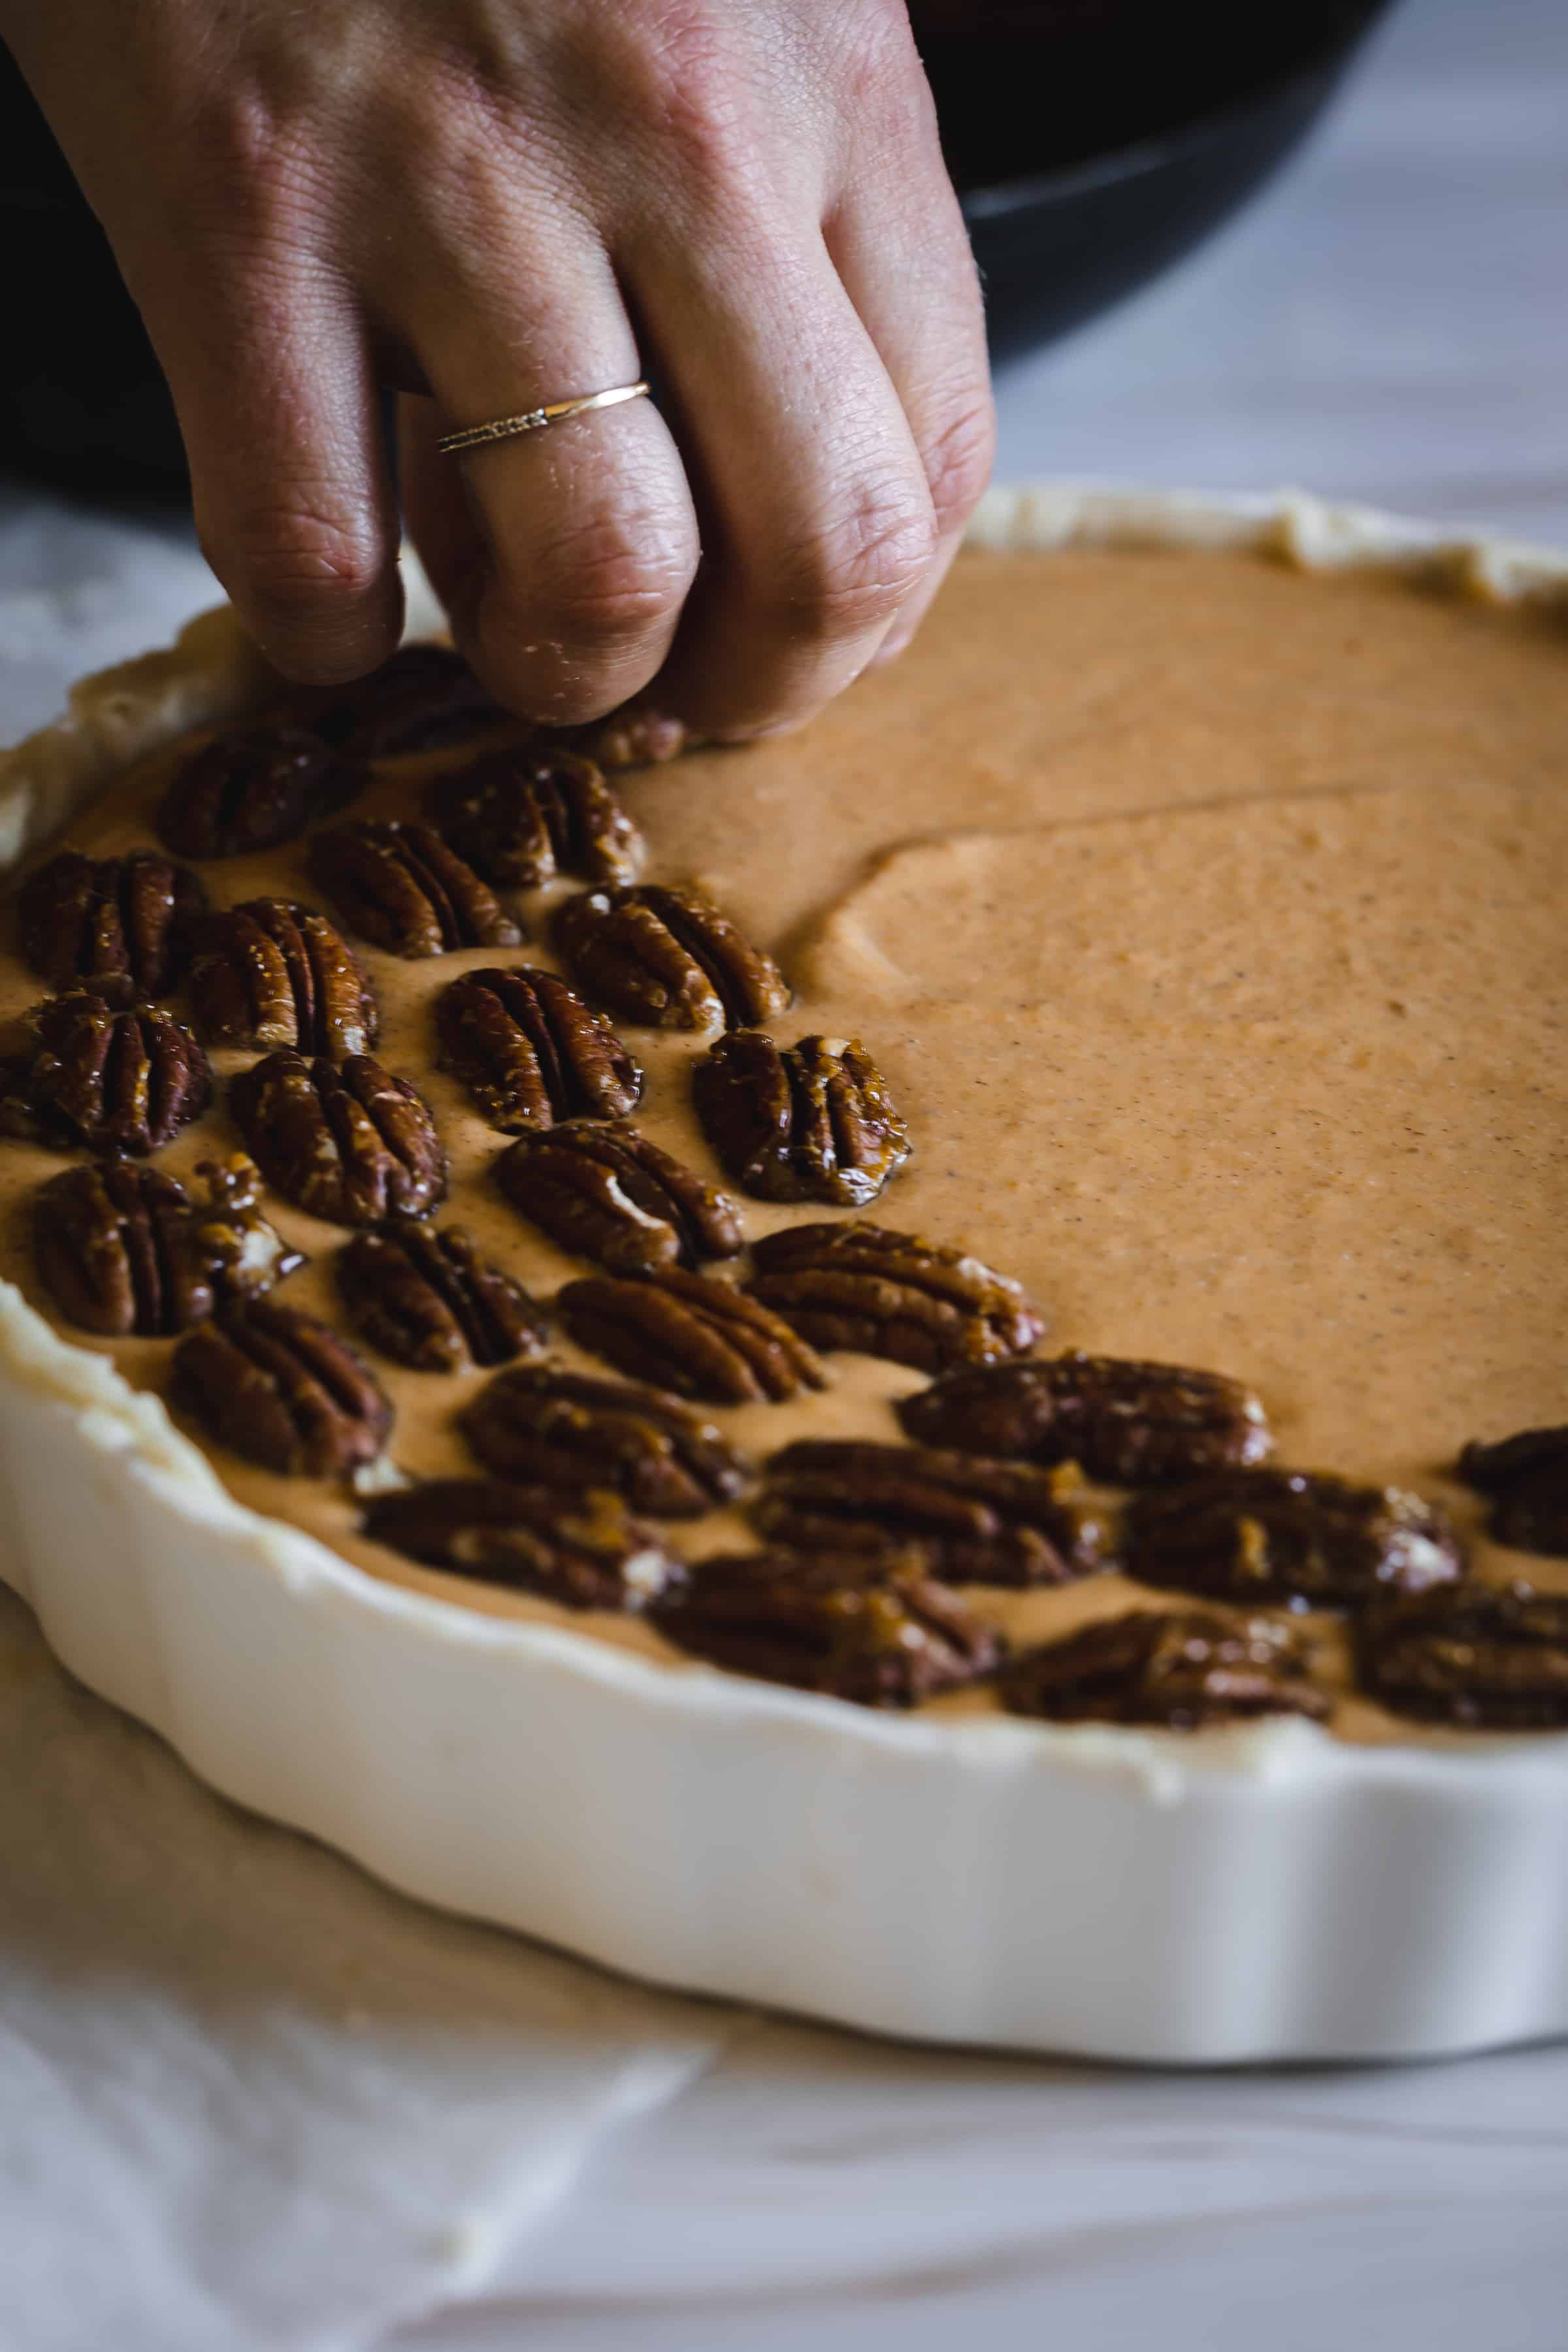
[1459,1424,1568,1494]
[156,724,364,859]
[361,1478,687,1609]
[32,1154,302,1336]
[1125,1469,1465,1610]
[747,1220,1043,1375]
[188,1154,308,1302]
[553,883,791,1031]
[557,703,692,772]
[899,1351,1273,1483]
[651,1548,1003,1707]
[308,821,523,957]
[693,1031,910,1207]
[1001,1608,1329,1730]
[20,991,210,1155]
[461,1365,747,1517]
[1458,1424,1568,1559]
[187,898,377,1059]
[0,1054,42,1140]
[431,747,644,889]
[336,1224,548,1373]
[435,966,641,1131]
[493,1124,743,1275]
[33,1161,214,1336]
[172,1298,391,1476]
[229,1049,447,1225]
[310,644,506,758]
[1356,1581,1568,1727]
[18,849,205,1004]
[752,1439,1103,1588]
[1489,1484,1568,1559]
[558,1269,825,1404]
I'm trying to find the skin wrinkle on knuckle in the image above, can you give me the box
[831,0,932,123]
[474,502,697,710]
[919,392,998,536]
[201,498,393,632]
[174,82,345,259]
[580,1,783,223]
[771,482,938,638]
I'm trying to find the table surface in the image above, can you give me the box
[4,2,1567,2345]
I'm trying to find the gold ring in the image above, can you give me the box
[436,382,651,457]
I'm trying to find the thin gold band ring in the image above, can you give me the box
[436,381,651,457]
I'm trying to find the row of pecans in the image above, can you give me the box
[3,642,1566,1731]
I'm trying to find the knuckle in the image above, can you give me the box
[613,7,753,199]
[836,0,928,108]
[182,94,327,256]
[920,390,997,535]
[777,479,937,638]
[529,507,698,650]
[200,497,392,655]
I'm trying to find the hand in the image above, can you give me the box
[5,1,993,737]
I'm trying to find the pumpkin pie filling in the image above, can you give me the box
[2,544,1565,1739]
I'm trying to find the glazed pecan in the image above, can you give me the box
[553,883,791,1032]
[33,1161,214,1335]
[1458,1424,1568,1558]
[431,747,644,889]
[460,1365,747,1517]
[899,1351,1273,1483]
[156,724,364,859]
[361,1478,687,1609]
[1489,1483,1568,1558]
[187,898,377,1059]
[752,1439,1103,1588]
[435,966,641,1131]
[1356,1581,1568,1727]
[494,1124,743,1275]
[172,1298,391,1476]
[747,1220,1043,1375]
[308,821,523,957]
[187,1153,308,1302]
[0,1053,40,1139]
[557,703,692,772]
[311,643,506,759]
[19,990,210,1155]
[1459,1424,1568,1494]
[18,849,205,1004]
[229,1049,447,1225]
[336,1224,548,1373]
[1124,1468,1465,1610]
[693,1031,911,1207]
[31,1154,302,1337]
[1000,1608,1329,1730]
[558,1269,825,1405]
[651,1548,1003,1707]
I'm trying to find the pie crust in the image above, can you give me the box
[3,485,1567,2063]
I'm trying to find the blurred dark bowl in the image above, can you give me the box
[0,2,1395,498]
[938,1,1397,363]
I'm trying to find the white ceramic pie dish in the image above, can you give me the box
[3,482,1567,2066]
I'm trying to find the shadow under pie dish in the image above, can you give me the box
[1,486,1567,2063]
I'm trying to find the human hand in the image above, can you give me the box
[5,1,993,737]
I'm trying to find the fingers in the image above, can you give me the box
[149,261,404,685]
[398,242,700,727]
[825,95,994,665]
[623,225,941,740]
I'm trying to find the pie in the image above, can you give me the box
[2,485,1565,2061]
